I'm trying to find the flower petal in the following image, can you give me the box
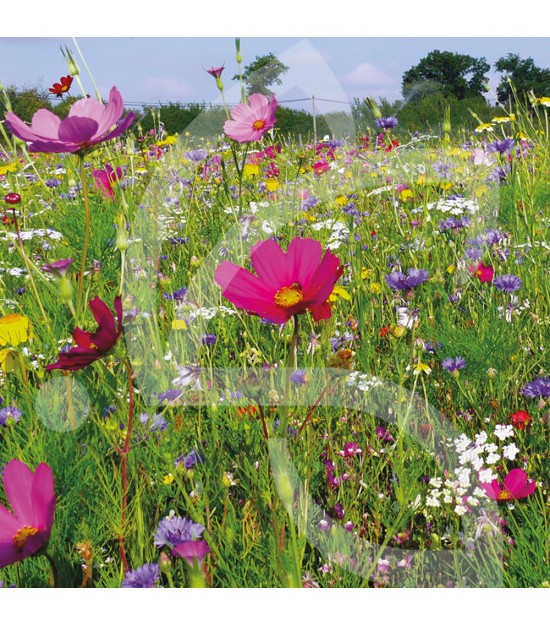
[58,117,99,144]
[3,460,35,523]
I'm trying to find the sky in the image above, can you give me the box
[1,3,548,115]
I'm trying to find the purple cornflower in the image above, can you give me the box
[301,195,318,210]
[154,514,205,548]
[494,274,521,293]
[521,376,550,399]
[156,389,183,403]
[178,449,204,470]
[290,369,308,385]
[440,216,471,231]
[121,563,160,588]
[441,357,466,374]
[163,286,188,301]
[375,116,398,130]
[0,406,22,426]
[385,268,429,291]
[201,334,217,346]
[486,138,514,154]
[184,149,208,161]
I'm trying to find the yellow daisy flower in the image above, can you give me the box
[0,314,32,346]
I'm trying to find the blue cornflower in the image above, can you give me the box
[121,563,160,588]
[184,149,208,161]
[375,116,398,129]
[385,268,429,291]
[201,334,217,346]
[441,357,466,374]
[486,138,514,154]
[177,449,205,470]
[163,287,188,301]
[290,369,308,385]
[521,376,550,399]
[494,274,521,293]
[0,406,22,426]
[154,514,205,548]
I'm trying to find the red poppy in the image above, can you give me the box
[49,75,73,97]
[510,410,531,430]
[46,296,122,371]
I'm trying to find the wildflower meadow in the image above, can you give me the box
[0,38,549,593]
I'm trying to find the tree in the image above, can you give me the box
[494,54,550,104]
[234,53,289,96]
[402,50,490,101]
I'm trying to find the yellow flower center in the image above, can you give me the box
[89,342,98,350]
[497,490,512,501]
[252,119,266,130]
[274,283,304,309]
[13,525,39,550]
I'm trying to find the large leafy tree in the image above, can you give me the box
[402,50,490,101]
[494,54,550,104]
[235,53,289,96]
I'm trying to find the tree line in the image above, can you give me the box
[2,50,549,142]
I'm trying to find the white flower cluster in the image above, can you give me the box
[424,425,519,516]
[311,219,349,250]
[1,228,64,242]
[421,196,480,216]
[346,372,383,392]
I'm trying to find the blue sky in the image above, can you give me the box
[2,1,548,115]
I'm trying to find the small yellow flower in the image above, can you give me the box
[492,116,511,124]
[446,265,456,274]
[171,319,188,331]
[329,285,351,302]
[439,182,452,191]
[163,474,175,485]
[390,325,406,338]
[266,178,280,192]
[0,348,19,373]
[335,195,347,206]
[0,162,18,176]
[361,267,373,280]
[370,282,381,294]
[475,123,494,133]
[413,362,432,376]
[416,174,426,186]
[538,97,550,107]
[244,163,259,178]
[0,314,32,347]
[400,189,413,201]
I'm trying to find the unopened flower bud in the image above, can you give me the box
[115,213,129,251]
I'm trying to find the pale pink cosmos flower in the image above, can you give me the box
[215,237,343,325]
[224,93,277,143]
[0,460,56,568]
[5,86,135,154]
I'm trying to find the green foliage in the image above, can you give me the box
[495,53,550,104]
[0,85,53,122]
[402,50,490,101]
[235,53,289,96]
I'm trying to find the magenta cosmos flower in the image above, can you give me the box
[92,164,124,200]
[5,86,135,154]
[46,296,122,371]
[0,460,56,568]
[215,237,343,324]
[172,540,210,567]
[224,93,277,143]
[480,468,536,502]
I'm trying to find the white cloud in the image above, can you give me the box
[342,62,395,89]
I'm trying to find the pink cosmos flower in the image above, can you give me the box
[172,540,210,567]
[5,87,135,154]
[0,459,56,568]
[224,93,277,143]
[471,262,494,283]
[215,237,343,324]
[206,65,224,79]
[480,468,536,502]
[92,164,124,200]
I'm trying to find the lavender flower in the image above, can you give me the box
[184,149,208,161]
[375,116,398,129]
[385,268,429,291]
[441,357,466,374]
[521,376,550,399]
[154,514,205,548]
[121,563,160,588]
[494,274,521,293]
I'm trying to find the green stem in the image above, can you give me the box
[77,155,92,318]
[282,314,299,445]
[44,552,59,588]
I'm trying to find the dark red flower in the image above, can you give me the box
[46,296,122,371]
[4,193,21,205]
[49,75,73,97]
